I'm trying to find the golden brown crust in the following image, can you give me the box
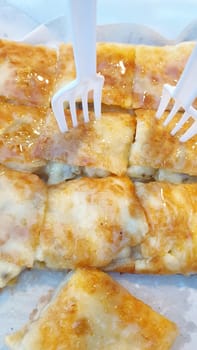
[97,43,135,108]
[0,168,196,277]
[57,42,196,110]
[135,182,197,274]
[0,165,47,264]
[132,42,195,109]
[0,39,57,107]
[0,41,196,178]
[0,102,48,171]
[109,181,197,274]
[57,42,135,109]
[6,269,178,350]
[33,110,135,176]
[129,109,197,176]
[0,40,195,112]
[0,165,47,287]
[0,102,135,176]
[55,43,76,90]
[38,176,148,269]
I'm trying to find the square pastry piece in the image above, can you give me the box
[108,182,197,274]
[37,176,148,269]
[57,43,135,109]
[33,110,135,177]
[6,268,178,350]
[0,102,48,173]
[133,182,197,274]
[0,39,57,107]
[129,109,197,177]
[132,42,195,109]
[0,166,47,288]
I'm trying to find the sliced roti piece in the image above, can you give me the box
[0,39,57,107]
[5,268,178,350]
[0,166,47,288]
[128,109,197,177]
[33,110,135,176]
[0,101,134,177]
[134,181,197,274]
[132,42,195,109]
[96,43,135,108]
[56,42,135,109]
[107,182,197,274]
[37,176,148,269]
[0,102,47,172]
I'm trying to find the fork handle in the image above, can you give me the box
[174,44,197,107]
[69,0,97,80]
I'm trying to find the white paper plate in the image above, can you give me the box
[0,2,197,350]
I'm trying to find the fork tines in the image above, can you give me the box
[52,74,104,133]
[156,84,197,142]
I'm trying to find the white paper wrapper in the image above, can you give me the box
[0,3,197,350]
[0,0,37,40]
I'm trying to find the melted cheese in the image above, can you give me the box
[6,269,178,350]
[127,165,156,179]
[38,177,148,269]
[44,161,81,184]
[0,165,47,287]
[155,169,197,184]
[83,167,110,178]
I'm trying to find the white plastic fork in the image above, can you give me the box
[156,43,197,142]
[52,0,104,133]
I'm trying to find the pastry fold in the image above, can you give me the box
[128,109,197,178]
[0,165,47,288]
[33,110,135,177]
[0,102,48,172]
[37,176,148,269]
[57,43,136,109]
[0,102,135,177]
[5,268,178,350]
[108,181,197,274]
[0,39,57,107]
[132,42,195,109]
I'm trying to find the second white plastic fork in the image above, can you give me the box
[52,0,104,133]
[156,43,197,142]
